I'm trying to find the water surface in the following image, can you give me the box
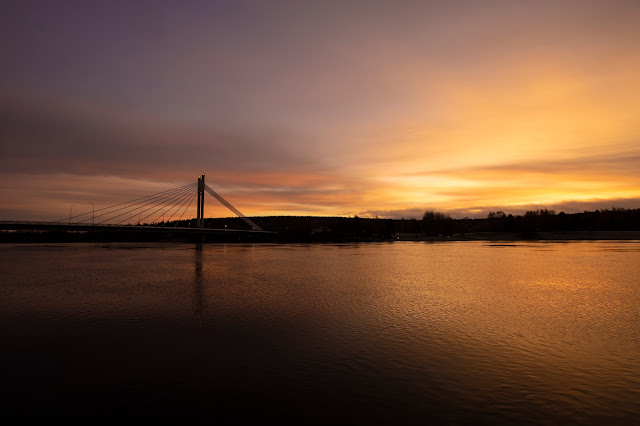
[1,242,639,423]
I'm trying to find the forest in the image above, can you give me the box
[3,208,638,243]
[169,207,640,242]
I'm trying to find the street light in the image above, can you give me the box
[91,202,95,226]
[69,204,75,224]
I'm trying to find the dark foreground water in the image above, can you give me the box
[1,242,639,424]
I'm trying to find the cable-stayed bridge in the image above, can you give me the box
[1,174,273,242]
[55,173,262,230]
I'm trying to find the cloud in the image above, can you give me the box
[362,198,640,220]
[0,94,319,180]
[408,147,640,179]
[1,1,640,220]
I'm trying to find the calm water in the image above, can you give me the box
[1,242,639,424]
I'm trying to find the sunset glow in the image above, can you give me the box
[1,0,639,220]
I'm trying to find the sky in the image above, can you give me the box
[1,0,639,221]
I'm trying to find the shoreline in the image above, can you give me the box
[2,230,640,243]
[396,231,640,242]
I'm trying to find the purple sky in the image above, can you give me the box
[2,0,640,221]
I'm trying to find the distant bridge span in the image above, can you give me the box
[0,220,275,243]
[43,173,266,231]
[1,174,271,241]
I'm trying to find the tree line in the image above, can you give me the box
[165,207,640,241]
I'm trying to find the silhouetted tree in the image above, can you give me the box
[423,210,454,235]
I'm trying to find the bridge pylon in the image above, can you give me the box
[196,173,205,228]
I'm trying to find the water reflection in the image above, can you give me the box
[192,243,206,322]
[0,242,638,423]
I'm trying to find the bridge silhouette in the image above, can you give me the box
[56,173,262,231]
[1,174,273,242]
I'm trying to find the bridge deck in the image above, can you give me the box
[0,221,275,242]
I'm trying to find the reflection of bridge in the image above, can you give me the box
[0,174,274,242]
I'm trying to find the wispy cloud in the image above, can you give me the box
[1,1,640,220]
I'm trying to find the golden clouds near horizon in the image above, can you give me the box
[1,2,639,220]
[332,55,640,216]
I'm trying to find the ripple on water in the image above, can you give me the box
[0,242,638,423]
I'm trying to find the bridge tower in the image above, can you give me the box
[196,173,205,228]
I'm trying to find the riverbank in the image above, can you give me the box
[397,231,640,241]
[3,228,640,243]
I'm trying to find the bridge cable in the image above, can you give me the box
[173,192,197,226]
[113,184,196,225]
[72,184,195,224]
[110,184,196,225]
[94,184,195,224]
[149,185,197,224]
[135,186,196,225]
[155,189,193,225]
[55,183,194,223]
[204,183,263,231]
[162,189,196,226]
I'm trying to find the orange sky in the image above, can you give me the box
[1,1,639,221]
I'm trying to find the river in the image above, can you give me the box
[1,242,639,424]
